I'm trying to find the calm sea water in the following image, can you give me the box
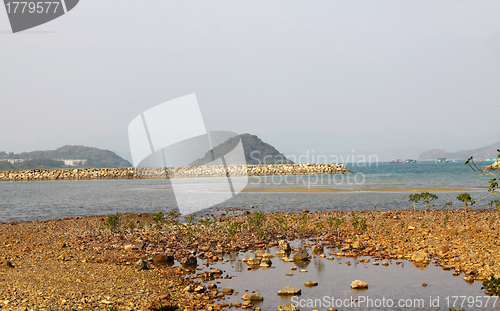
[0,162,498,222]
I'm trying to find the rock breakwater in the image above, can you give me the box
[485,159,500,171]
[0,163,351,182]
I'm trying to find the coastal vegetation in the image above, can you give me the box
[105,212,122,232]
[456,193,475,212]
[482,274,500,296]
[407,150,499,212]
[408,192,439,211]
[458,149,500,211]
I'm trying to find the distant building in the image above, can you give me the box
[58,159,87,166]
[436,158,448,163]
[0,159,25,164]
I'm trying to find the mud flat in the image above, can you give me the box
[1,209,499,310]
[242,187,474,193]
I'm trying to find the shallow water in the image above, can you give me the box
[0,162,497,222]
[195,241,499,311]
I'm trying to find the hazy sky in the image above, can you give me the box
[1,1,500,156]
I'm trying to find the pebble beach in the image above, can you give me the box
[1,208,499,310]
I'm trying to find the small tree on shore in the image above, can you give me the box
[105,212,122,232]
[457,193,475,212]
[409,192,438,210]
[420,192,439,210]
[152,211,165,229]
[408,193,421,211]
[464,151,499,211]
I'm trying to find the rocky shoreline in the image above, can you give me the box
[1,209,499,310]
[0,164,351,182]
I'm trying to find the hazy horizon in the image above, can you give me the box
[1,127,499,163]
[1,1,500,162]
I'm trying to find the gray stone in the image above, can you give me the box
[350,280,368,289]
[260,258,272,267]
[277,286,301,295]
[242,292,264,301]
[304,281,318,287]
[222,288,234,295]
[278,240,291,251]
[293,249,311,261]
[245,257,262,266]
[0,260,14,269]
[254,249,267,257]
[277,304,300,311]
[135,260,147,271]
[275,250,287,257]
[182,256,197,265]
[311,245,323,254]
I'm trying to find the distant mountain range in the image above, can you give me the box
[257,128,500,162]
[0,145,132,171]
[190,133,293,166]
[418,142,500,161]
[3,128,500,163]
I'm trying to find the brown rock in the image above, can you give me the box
[277,304,300,311]
[222,288,234,295]
[242,293,264,301]
[304,281,318,287]
[350,280,368,289]
[277,286,301,295]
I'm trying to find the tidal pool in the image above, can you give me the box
[192,241,499,311]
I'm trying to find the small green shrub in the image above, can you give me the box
[152,211,165,225]
[275,215,289,232]
[408,193,421,211]
[482,274,500,296]
[420,192,439,210]
[186,214,197,224]
[106,212,122,232]
[489,199,500,210]
[351,215,367,232]
[457,193,475,212]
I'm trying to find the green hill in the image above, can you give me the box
[418,142,500,161]
[0,161,15,171]
[190,133,293,166]
[0,145,132,171]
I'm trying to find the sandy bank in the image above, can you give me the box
[242,187,476,193]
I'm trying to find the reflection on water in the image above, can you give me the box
[188,241,498,311]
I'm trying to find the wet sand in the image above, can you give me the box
[242,187,476,193]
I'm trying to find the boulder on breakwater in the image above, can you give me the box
[485,159,500,171]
